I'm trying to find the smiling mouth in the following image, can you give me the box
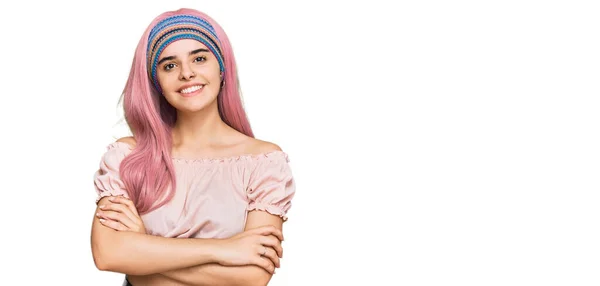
[179,85,205,95]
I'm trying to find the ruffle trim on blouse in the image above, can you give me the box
[106,141,290,164]
[247,202,289,222]
[173,150,290,164]
[95,192,129,204]
[107,141,133,150]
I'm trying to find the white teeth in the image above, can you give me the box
[180,85,203,94]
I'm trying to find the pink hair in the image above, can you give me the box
[118,8,254,214]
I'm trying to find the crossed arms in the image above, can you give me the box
[91,196,286,286]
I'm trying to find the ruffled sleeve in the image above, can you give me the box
[246,151,296,221]
[93,142,133,204]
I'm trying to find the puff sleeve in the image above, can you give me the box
[93,142,133,204]
[246,151,296,221]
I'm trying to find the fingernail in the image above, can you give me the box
[99,218,105,223]
[96,212,101,217]
[99,205,105,209]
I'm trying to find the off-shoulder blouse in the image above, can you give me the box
[93,142,296,239]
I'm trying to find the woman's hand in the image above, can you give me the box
[215,225,284,274]
[96,196,146,234]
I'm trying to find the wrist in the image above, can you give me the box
[200,238,225,264]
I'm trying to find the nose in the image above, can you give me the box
[179,63,195,80]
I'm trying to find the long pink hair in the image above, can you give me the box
[118,8,254,214]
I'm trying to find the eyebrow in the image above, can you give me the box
[157,48,210,65]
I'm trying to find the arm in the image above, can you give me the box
[94,196,284,283]
[156,211,284,286]
[91,197,220,275]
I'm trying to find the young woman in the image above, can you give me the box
[90,8,296,286]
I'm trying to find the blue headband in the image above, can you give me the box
[147,14,225,92]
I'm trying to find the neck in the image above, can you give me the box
[171,100,231,148]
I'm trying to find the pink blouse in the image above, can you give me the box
[93,142,296,239]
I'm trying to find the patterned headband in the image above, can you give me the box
[147,14,225,92]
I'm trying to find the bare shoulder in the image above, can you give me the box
[248,138,283,154]
[116,136,137,148]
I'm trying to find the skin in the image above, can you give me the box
[92,39,288,286]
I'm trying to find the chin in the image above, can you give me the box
[175,99,217,113]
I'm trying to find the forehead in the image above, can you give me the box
[160,39,210,57]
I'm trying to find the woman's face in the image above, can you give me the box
[155,39,222,113]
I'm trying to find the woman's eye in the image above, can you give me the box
[164,63,176,71]
[194,56,206,62]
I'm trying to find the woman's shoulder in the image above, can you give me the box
[100,136,136,153]
[246,138,283,154]
[116,136,137,148]
[240,138,291,165]
[225,129,284,156]
[96,137,136,167]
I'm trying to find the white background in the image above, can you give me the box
[0,0,598,285]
